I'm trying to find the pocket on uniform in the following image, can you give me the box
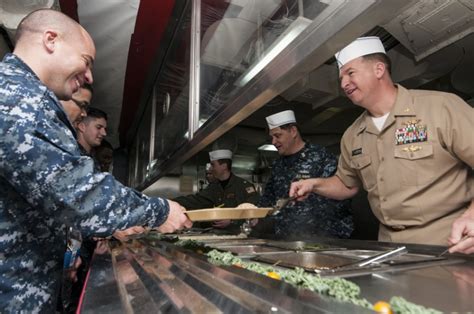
[350,154,376,190]
[394,144,435,185]
[394,145,433,160]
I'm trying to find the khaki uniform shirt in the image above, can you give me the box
[336,84,474,245]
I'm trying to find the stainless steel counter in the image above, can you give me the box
[79,235,474,313]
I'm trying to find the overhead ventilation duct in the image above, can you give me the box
[280,64,340,109]
[383,0,474,61]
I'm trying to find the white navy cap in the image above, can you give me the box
[266,110,296,130]
[209,149,233,161]
[335,36,386,69]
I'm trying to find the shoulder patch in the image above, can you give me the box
[246,186,256,193]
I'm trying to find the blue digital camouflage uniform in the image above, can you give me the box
[258,143,353,238]
[0,54,170,312]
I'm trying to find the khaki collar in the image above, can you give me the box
[356,84,415,135]
[392,84,417,117]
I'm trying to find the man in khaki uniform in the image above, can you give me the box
[290,37,473,253]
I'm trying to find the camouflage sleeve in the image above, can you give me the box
[257,172,277,207]
[0,99,169,238]
[319,147,338,178]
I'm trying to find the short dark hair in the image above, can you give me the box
[362,53,391,75]
[217,159,232,170]
[85,107,107,121]
[279,122,300,133]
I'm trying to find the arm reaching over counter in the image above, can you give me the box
[289,176,359,201]
[448,200,474,254]
[158,200,193,233]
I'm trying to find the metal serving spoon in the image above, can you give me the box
[271,196,297,216]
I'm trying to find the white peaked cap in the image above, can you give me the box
[209,149,233,161]
[266,110,296,130]
[335,36,386,69]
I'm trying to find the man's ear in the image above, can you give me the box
[374,61,386,79]
[290,125,298,138]
[77,121,86,133]
[42,30,58,53]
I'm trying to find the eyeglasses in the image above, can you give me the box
[71,99,89,111]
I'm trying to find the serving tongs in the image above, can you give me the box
[437,234,470,257]
[316,246,408,273]
[271,196,297,216]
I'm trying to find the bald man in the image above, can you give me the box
[0,9,191,312]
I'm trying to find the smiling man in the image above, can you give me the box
[61,83,93,128]
[77,107,108,155]
[0,9,191,312]
[290,37,473,252]
[256,110,353,239]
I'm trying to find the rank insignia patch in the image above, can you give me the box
[395,119,428,145]
[245,186,255,194]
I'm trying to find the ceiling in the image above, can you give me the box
[1,0,473,167]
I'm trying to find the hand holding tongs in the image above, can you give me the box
[271,196,297,216]
[437,234,471,257]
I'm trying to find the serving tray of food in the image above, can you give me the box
[184,207,273,221]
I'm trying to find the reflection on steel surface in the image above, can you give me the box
[81,237,474,313]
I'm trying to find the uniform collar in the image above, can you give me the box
[391,84,417,117]
[356,84,415,135]
[3,53,41,81]
[282,142,308,159]
[4,54,78,136]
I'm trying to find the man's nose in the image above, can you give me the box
[340,75,349,90]
[84,68,93,84]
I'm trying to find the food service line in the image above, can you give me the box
[78,231,474,313]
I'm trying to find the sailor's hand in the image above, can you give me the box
[448,216,474,254]
[157,200,193,233]
[113,226,148,241]
[289,179,315,201]
[66,256,82,282]
[212,219,231,228]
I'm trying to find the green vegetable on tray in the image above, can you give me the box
[206,250,442,313]
[207,250,371,308]
[390,296,442,314]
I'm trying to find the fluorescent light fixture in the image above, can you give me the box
[258,144,278,151]
[236,16,312,87]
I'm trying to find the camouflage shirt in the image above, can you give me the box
[0,54,170,313]
[258,143,353,238]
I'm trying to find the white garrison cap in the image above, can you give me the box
[335,36,386,69]
[266,110,296,130]
[209,149,233,161]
